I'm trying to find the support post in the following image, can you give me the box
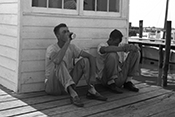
[129,22,132,29]
[162,21,171,87]
[129,22,132,37]
[158,46,163,86]
[157,0,169,86]
[139,20,143,63]
[139,20,143,38]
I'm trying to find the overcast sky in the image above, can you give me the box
[129,0,175,28]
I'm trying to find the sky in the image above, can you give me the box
[129,0,175,28]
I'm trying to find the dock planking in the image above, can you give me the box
[0,81,175,117]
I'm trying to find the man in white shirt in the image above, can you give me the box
[96,29,140,93]
[45,23,107,107]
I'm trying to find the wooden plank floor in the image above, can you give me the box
[0,80,175,117]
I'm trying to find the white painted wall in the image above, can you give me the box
[19,0,129,93]
[0,0,129,93]
[0,0,19,91]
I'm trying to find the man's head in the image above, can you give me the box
[53,23,70,42]
[108,29,123,46]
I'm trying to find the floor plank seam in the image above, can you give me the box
[48,87,168,116]
[81,92,174,117]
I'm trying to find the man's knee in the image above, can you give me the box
[56,61,69,74]
[107,53,119,61]
[58,61,67,68]
[130,50,140,58]
[80,58,90,66]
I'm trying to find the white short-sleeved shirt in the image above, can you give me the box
[96,42,128,78]
[45,43,82,79]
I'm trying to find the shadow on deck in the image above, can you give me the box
[135,63,175,91]
[0,63,175,117]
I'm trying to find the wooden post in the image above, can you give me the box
[157,46,163,86]
[139,20,143,63]
[139,20,143,38]
[162,21,171,87]
[129,22,132,29]
[129,22,132,37]
[157,0,169,86]
[163,0,169,39]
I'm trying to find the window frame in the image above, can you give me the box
[28,0,121,17]
[81,0,121,17]
[29,0,79,15]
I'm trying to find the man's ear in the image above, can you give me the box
[119,37,122,42]
[108,37,112,42]
[56,33,60,39]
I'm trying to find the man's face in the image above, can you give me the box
[108,37,121,46]
[57,26,70,42]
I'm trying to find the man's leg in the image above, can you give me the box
[101,53,123,93]
[55,62,75,92]
[121,50,140,92]
[45,61,75,95]
[55,61,84,107]
[70,58,90,85]
[71,58,107,101]
[122,50,140,80]
[101,53,120,84]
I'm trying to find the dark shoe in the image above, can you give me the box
[70,96,84,107]
[124,81,139,92]
[86,91,107,101]
[108,83,123,94]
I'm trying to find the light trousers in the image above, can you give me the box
[101,50,140,87]
[45,58,91,95]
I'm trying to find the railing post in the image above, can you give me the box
[158,0,170,86]
[139,20,143,63]
[162,21,171,87]
[129,22,132,29]
[157,46,163,86]
[139,20,143,38]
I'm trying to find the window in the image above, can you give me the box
[84,0,120,12]
[32,0,77,10]
[32,0,47,7]
[31,0,121,17]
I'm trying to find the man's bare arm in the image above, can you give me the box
[100,44,139,54]
[49,41,70,65]
[80,51,96,82]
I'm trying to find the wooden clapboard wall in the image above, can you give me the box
[0,0,19,92]
[18,0,130,93]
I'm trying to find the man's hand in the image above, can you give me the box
[125,44,140,52]
[65,32,72,44]
[130,44,140,51]
[100,46,106,54]
[134,44,140,50]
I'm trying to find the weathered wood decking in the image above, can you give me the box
[0,80,175,117]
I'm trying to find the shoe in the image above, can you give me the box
[86,91,108,101]
[70,96,84,107]
[123,81,139,92]
[107,83,123,94]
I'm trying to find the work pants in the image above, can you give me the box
[101,51,140,87]
[45,58,91,95]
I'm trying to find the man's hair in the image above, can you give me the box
[109,29,123,42]
[53,23,67,35]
